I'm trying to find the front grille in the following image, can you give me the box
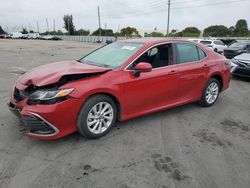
[233,68,250,77]
[20,116,56,135]
[14,88,29,102]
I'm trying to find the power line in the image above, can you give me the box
[102,0,246,18]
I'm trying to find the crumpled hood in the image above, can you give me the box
[18,60,110,87]
[234,53,250,62]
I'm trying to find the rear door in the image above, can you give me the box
[173,43,208,102]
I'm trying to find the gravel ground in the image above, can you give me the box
[0,39,250,188]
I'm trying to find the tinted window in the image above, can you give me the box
[127,44,171,70]
[246,45,250,53]
[198,48,206,60]
[200,40,212,45]
[176,43,199,64]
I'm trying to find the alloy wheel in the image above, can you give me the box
[205,82,219,104]
[87,102,114,134]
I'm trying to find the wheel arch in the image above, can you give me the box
[210,74,223,92]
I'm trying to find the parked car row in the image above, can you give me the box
[192,39,227,53]
[191,38,250,78]
[2,32,62,40]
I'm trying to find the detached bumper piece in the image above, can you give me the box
[20,115,56,135]
[8,102,21,117]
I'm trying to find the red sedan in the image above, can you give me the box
[8,39,230,140]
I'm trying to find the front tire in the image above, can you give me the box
[77,95,117,139]
[199,78,220,107]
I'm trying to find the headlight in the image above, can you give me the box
[230,59,238,73]
[28,88,74,105]
[231,58,238,65]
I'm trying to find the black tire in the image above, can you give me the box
[77,94,117,139]
[214,48,218,52]
[199,78,221,107]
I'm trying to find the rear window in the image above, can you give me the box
[200,41,212,45]
[175,43,199,64]
[198,48,206,60]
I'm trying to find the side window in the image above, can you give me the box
[246,45,250,53]
[214,40,224,45]
[197,47,206,60]
[127,44,171,70]
[175,43,199,64]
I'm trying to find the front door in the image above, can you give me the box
[121,44,179,118]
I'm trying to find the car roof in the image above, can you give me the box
[119,38,198,46]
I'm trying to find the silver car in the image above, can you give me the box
[230,53,250,78]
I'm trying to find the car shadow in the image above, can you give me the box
[28,102,200,146]
[231,75,250,82]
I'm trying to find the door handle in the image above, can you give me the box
[168,70,178,75]
[204,63,209,67]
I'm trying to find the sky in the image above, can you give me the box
[0,0,250,34]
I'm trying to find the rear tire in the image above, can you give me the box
[77,95,117,139]
[199,78,220,107]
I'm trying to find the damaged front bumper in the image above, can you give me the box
[8,90,82,140]
[230,61,250,78]
[8,102,59,136]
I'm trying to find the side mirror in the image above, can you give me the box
[133,62,152,77]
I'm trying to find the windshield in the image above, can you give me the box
[81,42,144,68]
[229,42,247,48]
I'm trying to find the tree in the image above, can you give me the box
[0,26,6,34]
[20,28,28,34]
[144,31,164,37]
[120,27,139,36]
[41,30,64,35]
[91,28,114,36]
[181,27,201,37]
[168,29,179,37]
[63,14,75,35]
[229,26,235,36]
[75,29,90,36]
[203,25,231,37]
[234,19,248,37]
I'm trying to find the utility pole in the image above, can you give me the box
[98,6,101,40]
[67,17,70,35]
[36,21,40,33]
[167,0,170,36]
[46,18,49,32]
[105,23,107,42]
[53,19,55,32]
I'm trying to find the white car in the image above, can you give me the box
[10,32,23,39]
[199,40,227,53]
